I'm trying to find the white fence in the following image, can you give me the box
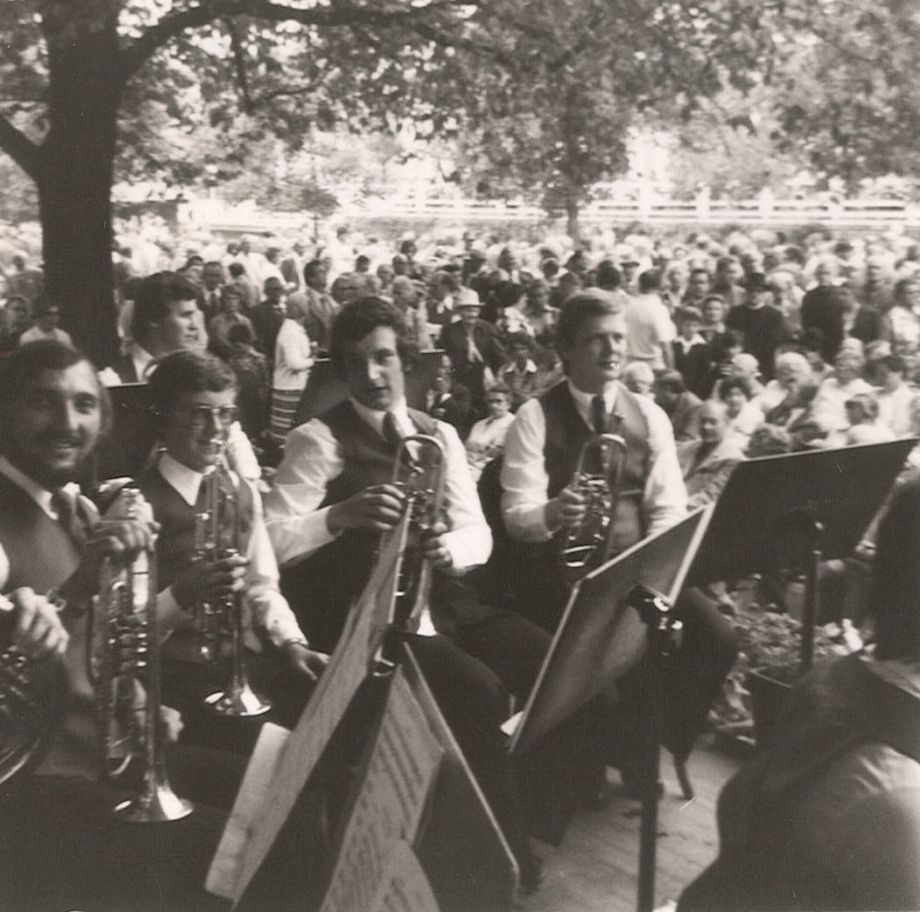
[185,195,920,235]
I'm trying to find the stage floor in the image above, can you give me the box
[524,735,744,912]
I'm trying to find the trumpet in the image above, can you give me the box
[385,434,447,636]
[0,595,69,786]
[560,433,628,584]
[90,486,193,822]
[194,443,270,717]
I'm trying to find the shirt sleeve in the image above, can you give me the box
[635,397,689,536]
[263,418,344,566]
[434,420,492,570]
[226,421,261,482]
[501,397,554,542]
[243,482,306,646]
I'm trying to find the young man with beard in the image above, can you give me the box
[0,341,236,912]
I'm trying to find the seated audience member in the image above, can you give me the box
[679,478,920,912]
[887,276,920,355]
[869,353,916,438]
[672,306,712,398]
[263,297,552,889]
[250,276,288,360]
[836,393,895,447]
[717,375,763,445]
[227,260,259,312]
[390,275,429,349]
[840,282,891,347]
[226,323,270,440]
[139,351,327,735]
[622,360,656,399]
[466,384,515,482]
[428,358,475,440]
[764,377,825,450]
[678,400,746,510]
[498,331,539,409]
[753,350,813,414]
[655,370,703,441]
[1,294,32,351]
[800,258,845,363]
[745,423,793,457]
[206,284,253,360]
[700,294,731,348]
[439,287,507,411]
[810,340,874,436]
[19,300,73,347]
[708,329,745,391]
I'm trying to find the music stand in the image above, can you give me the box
[686,439,914,669]
[510,509,712,912]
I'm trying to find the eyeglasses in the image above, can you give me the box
[173,405,239,428]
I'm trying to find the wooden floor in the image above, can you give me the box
[523,736,744,912]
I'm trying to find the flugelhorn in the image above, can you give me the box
[194,443,270,716]
[560,433,628,583]
[90,486,193,822]
[0,595,69,786]
[388,434,447,633]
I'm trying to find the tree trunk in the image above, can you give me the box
[39,10,122,367]
[565,196,582,245]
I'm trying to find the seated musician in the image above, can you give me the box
[139,350,327,735]
[264,297,550,890]
[501,291,738,788]
[680,478,920,912]
[0,341,236,912]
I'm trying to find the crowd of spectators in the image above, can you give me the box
[5,222,920,481]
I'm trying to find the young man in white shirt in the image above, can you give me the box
[265,297,548,890]
[466,383,515,482]
[139,350,326,734]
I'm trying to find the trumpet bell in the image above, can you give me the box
[204,682,271,717]
[114,782,194,823]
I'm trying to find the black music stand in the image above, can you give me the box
[686,439,915,669]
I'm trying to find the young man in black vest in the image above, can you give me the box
[501,292,738,791]
[138,350,327,737]
[0,341,235,912]
[265,297,549,890]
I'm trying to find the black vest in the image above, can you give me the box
[540,380,651,553]
[0,472,82,592]
[284,402,485,645]
[137,463,254,592]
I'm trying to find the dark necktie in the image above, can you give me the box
[383,411,403,449]
[51,488,87,549]
[591,394,607,435]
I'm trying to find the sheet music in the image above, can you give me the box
[207,524,402,903]
[319,668,443,912]
[368,841,440,912]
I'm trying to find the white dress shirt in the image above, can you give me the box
[264,396,492,571]
[877,382,917,438]
[501,380,687,543]
[154,452,304,650]
[465,412,515,482]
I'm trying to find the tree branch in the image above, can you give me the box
[120,0,484,81]
[0,114,41,180]
[225,17,254,114]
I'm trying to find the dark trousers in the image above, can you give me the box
[0,747,244,912]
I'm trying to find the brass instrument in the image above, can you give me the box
[560,433,628,584]
[90,486,193,822]
[0,595,68,786]
[384,434,447,637]
[194,444,270,717]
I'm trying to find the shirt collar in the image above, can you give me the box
[566,379,620,429]
[505,359,537,375]
[350,396,414,439]
[0,454,79,519]
[675,333,707,351]
[129,343,154,381]
[157,451,204,506]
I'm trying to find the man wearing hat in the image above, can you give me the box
[619,249,641,296]
[726,272,790,380]
[438,287,507,412]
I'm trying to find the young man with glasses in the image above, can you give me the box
[137,350,326,745]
